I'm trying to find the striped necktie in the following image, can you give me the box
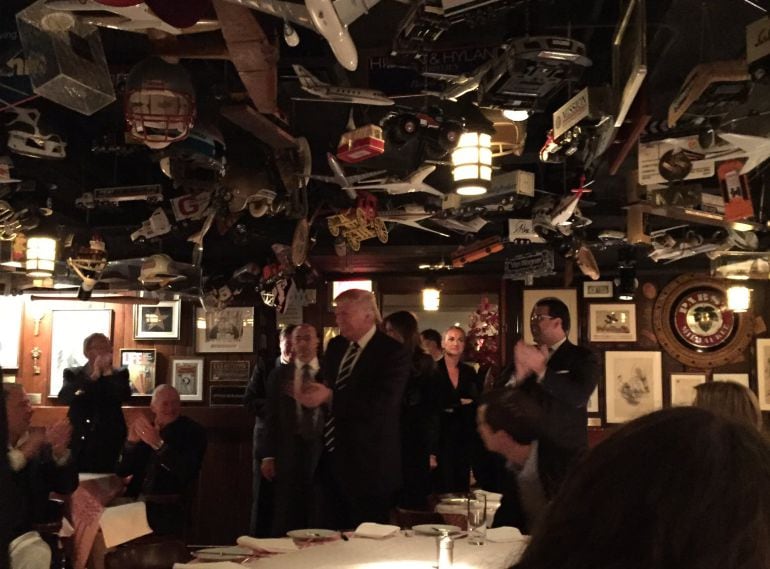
[323,342,360,453]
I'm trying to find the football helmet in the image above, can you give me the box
[159,123,226,183]
[125,57,196,149]
[67,235,108,298]
[6,108,66,159]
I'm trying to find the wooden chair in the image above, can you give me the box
[104,536,192,569]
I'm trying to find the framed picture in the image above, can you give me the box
[210,360,251,383]
[587,385,600,414]
[605,351,662,423]
[589,304,637,342]
[713,373,750,388]
[120,349,157,396]
[133,301,181,340]
[522,289,578,345]
[195,307,255,353]
[583,281,614,298]
[50,309,113,397]
[170,357,204,401]
[670,373,707,406]
[755,339,770,410]
[209,384,247,406]
[0,297,23,369]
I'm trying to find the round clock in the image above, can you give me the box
[652,274,754,368]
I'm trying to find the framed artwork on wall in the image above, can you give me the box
[120,349,156,396]
[195,307,255,353]
[133,300,181,340]
[670,373,707,406]
[210,360,250,383]
[522,289,578,345]
[589,304,637,342]
[755,339,770,411]
[712,372,750,388]
[583,281,614,298]
[50,309,112,397]
[605,351,662,423]
[170,357,204,401]
[0,296,23,369]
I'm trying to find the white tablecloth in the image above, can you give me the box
[244,534,527,569]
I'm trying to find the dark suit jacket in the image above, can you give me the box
[322,331,410,500]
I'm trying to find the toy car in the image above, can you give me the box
[326,193,388,251]
[380,106,464,158]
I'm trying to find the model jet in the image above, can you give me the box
[310,153,387,199]
[292,65,394,106]
[532,181,593,236]
[649,227,758,263]
[377,204,449,237]
[352,165,444,197]
[223,0,381,71]
[423,47,510,101]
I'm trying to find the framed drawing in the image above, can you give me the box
[522,289,578,345]
[210,360,250,383]
[605,351,662,423]
[170,357,204,401]
[195,307,255,353]
[133,301,181,340]
[755,339,770,410]
[589,304,637,342]
[713,372,750,388]
[670,373,707,406]
[50,309,112,397]
[583,281,614,298]
[0,296,23,368]
[120,349,156,396]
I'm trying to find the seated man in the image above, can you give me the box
[4,383,77,569]
[476,389,579,534]
[116,385,207,537]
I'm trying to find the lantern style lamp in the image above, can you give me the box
[452,131,492,196]
[422,279,440,311]
[25,235,57,277]
[726,284,751,313]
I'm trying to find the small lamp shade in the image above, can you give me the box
[726,285,751,313]
[25,236,56,277]
[422,287,440,311]
[452,132,492,196]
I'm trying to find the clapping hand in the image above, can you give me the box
[132,415,162,449]
[19,429,46,461]
[294,382,332,409]
[513,341,548,381]
[46,419,72,460]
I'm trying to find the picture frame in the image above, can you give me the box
[583,281,614,298]
[170,357,204,401]
[50,309,113,397]
[120,349,157,396]
[712,372,750,388]
[195,307,255,353]
[133,300,181,340]
[670,373,707,406]
[587,385,600,414]
[0,296,23,369]
[589,304,637,342]
[210,360,251,383]
[755,339,770,411]
[605,351,662,423]
[522,289,578,345]
[209,384,247,406]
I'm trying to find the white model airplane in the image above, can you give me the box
[292,65,394,106]
[310,153,387,199]
[532,183,593,236]
[223,0,381,71]
[424,47,510,101]
[377,204,449,237]
[352,165,444,197]
[45,0,220,35]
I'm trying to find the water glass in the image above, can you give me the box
[466,491,487,545]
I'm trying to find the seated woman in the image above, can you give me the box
[512,406,770,569]
[694,380,763,432]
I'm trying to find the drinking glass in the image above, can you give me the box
[466,491,487,545]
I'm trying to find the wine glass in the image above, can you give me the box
[466,491,487,545]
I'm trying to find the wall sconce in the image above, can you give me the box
[25,236,57,278]
[726,284,751,313]
[422,282,440,311]
[452,131,492,196]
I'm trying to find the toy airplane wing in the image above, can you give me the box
[383,219,449,237]
[332,0,382,26]
[717,132,770,175]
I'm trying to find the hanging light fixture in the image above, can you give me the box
[25,235,57,278]
[726,284,751,313]
[422,278,440,311]
[452,131,492,196]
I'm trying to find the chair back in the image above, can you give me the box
[104,538,191,569]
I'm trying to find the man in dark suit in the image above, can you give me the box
[503,298,598,450]
[477,389,579,533]
[259,324,325,535]
[297,289,410,528]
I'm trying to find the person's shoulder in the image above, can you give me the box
[177,415,207,437]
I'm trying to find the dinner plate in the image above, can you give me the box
[194,546,252,561]
[411,524,462,536]
[286,528,339,540]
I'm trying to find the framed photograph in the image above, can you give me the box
[210,360,250,383]
[522,289,578,345]
[133,301,181,340]
[605,351,662,423]
[755,339,770,410]
[170,357,204,401]
[120,349,156,396]
[713,373,750,388]
[589,304,637,342]
[670,373,707,406]
[583,281,614,298]
[195,307,255,353]
[50,309,112,397]
[209,384,247,406]
[0,297,23,369]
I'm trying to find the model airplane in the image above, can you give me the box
[533,181,593,236]
[45,0,220,35]
[292,65,394,106]
[311,153,387,199]
[649,227,758,263]
[223,0,381,71]
[377,204,449,237]
[352,165,444,197]
[423,46,510,101]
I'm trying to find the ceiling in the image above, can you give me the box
[1,0,769,299]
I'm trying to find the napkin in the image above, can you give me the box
[99,502,152,548]
[477,490,503,504]
[173,563,243,569]
[486,526,525,543]
[237,535,299,553]
[354,522,400,539]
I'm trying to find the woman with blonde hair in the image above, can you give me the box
[694,380,763,431]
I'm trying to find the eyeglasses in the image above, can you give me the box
[530,314,555,322]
